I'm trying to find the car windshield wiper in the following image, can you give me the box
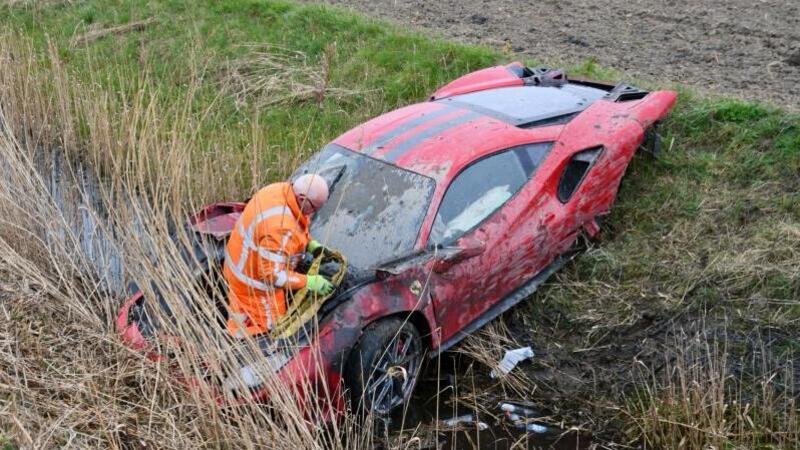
[375,249,434,276]
[318,164,346,193]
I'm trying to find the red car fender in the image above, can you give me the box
[116,292,149,351]
[322,272,440,355]
[248,341,345,420]
[627,91,679,129]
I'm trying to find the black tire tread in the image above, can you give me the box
[343,317,421,415]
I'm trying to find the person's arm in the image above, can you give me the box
[256,228,307,290]
[307,239,322,253]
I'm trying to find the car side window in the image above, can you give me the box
[557,147,603,202]
[430,143,552,245]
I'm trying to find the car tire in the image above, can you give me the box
[344,317,425,418]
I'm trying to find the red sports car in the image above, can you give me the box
[117,63,676,417]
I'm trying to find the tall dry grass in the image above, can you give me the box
[0,34,379,449]
[623,328,798,449]
[224,43,367,109]
[455,319,536,400]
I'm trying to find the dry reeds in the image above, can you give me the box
[223,44,367,109]
[0,33,377,449]
[455,319,536,399]
[70,18,158,48]
[624,328,798,449]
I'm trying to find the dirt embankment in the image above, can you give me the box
[312,0,800,110]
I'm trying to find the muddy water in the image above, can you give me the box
[38,150,127,294]
[389,354,591,450]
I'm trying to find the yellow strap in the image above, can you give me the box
[270,249,347,339]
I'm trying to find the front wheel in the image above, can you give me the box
[344,317,424,417]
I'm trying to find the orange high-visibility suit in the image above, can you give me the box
[224,182,310,337]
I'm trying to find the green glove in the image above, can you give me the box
[307,239,322,253]
[306,274,334,296]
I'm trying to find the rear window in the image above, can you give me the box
[435,85,606,126]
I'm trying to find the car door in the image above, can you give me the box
[426,143,552,344]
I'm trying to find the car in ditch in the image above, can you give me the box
[117,63,677,417]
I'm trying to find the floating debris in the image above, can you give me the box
[439,414,489,431]
[505,413,549,434]
[498,402,548,434]
[499,402,538,417]
[490,346,535,378]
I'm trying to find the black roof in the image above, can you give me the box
[434,83,607,127]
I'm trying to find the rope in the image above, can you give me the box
[270,249,347,339]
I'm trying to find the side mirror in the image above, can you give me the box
[432,237,486,273]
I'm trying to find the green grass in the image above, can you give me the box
[1,0,499,188]
[10,0,794,197]
[2,0,799,447]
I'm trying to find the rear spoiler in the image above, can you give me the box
[570,78,650,102]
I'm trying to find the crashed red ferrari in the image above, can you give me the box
[117,63,676,416]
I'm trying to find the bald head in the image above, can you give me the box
[292,174,329,215]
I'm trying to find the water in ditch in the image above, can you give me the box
[382,353,591,450]
[36,149,128,294]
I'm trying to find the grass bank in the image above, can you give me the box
[1,0,798,448]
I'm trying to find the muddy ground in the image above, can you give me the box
[311,0,800,111]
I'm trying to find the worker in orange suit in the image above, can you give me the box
[224,174,334,337]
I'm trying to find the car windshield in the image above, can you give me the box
[294,145,436,269]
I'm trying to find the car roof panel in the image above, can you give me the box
[333,104,560,184]
[331,85,610,183]
[434,84,607,125]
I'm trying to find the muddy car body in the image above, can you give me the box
[117,63,676,415]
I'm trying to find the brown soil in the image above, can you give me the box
[310,0,800,111]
